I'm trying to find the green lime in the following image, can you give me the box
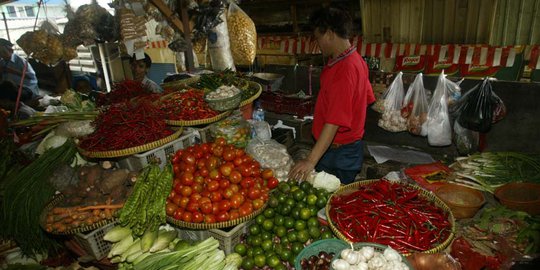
[261,231,273,241]
[279,249,292,261]
[306,194,318,205]
[267,255,281,268]
[300,208,312,220]
[290,185,299,193]
[277,192,287,204]
[249,224,261,235]
[280,236,290,245]
[254,254,266,268]
[242,257,255,270]
[299,181,311,191]
[309,206,319,216]
[255,214,265,225]
[275,226,287,238]
[251,235,262,247]
[253,246,264,256]
[246,248,254,258]
[262,219,274,231]
[291,208,301,219]
[291,242,304,254]
[274,215,285,226]
[274,263,287,270]
[280,205,292,215]
[287,230,298,242]
[307,217,319,228]
[308,226,321,239]
[278,182,291,193]
[263,208,275,218]
[316,196,328,208]
[284,217,295,229]
[297,230,310,243]
[295,220,307,231]
[268,196,279,208]
[321,230,334,239]
[285,198,296,207]
[261,239,273,251]
[234,243,247,256]
[296,202,307,210]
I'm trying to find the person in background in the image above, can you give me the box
[0,38,39,104]
[288,6,376,184]
[130,53,163,93]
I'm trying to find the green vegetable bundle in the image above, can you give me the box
[0,139,77,256]
[118,163,173,236]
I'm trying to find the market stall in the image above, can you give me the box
[1,1,539,270]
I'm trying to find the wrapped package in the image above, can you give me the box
[246,138,293,182]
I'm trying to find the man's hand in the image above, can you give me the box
[288,159,316,181]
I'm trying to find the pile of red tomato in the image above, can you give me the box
[166,138,279,223]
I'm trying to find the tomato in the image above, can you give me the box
[200,202,213,214]
[267,177,279,189]
[172,194,182,206]
[173,164,182,175]
[206,156,219,170]
[182,153,196,165]
[212,203,220,214]
[229,210,240,220]
[180,186,193,197]
[171,154,181,165]
[199,197,211,205]
[207,180,220,192]
[196,158,206,169]
[219,164,233,177]
[192,212,204,223]
[216,211,230,222]
[261,169,274,180]
[192,145,204,159]
[204,214,216,223]
[218,200,231,212]
[179,196,190,209]
[230,170,242,184]
[222,149,235,161]
[198,168,209,177]
[173,208,184,220]
[190,193,202,202]
[192,183,203,193]
[219,179,231,189]
[248,188,261,200]
[166,201,178,216]
[238,164,251,177]
[252,198,264,210]
[230,193,245,209]
[168,189,177,200]
[238,206,251,217]
[240,177,255,189]
[233,156,243,166]
[186,201,199,213]
[200,190,210,198]
[201,143,211,153]
[184,164,196,174]
[209,169,220,180]
[234,148,245,158]
[210,191,222,202]
[180,172,194,186]
[222,187,234,199]
[212,145,224,157]
[230,183,240,193]
[215,137,227,146]
[181,211,193,222]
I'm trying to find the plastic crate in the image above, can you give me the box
[260,90,314,118]
[118,131,197,171]
[73,222,116,260]
[173,220,252,255]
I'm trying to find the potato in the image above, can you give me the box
[99,169,129,194]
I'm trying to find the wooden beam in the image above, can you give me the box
[180,1,194,71]
[148,0,185,33]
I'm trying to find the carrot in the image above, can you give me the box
[77,203,124,212]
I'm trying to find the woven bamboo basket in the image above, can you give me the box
[40,194,118,235]
[161,75,201,91]
[325,179,455,256]
[205,91,242,112]
[166,201,267,230]
[239,81,262,107]
[165,110,231,126]
[78,128,183,158]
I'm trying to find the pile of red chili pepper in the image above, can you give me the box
[96,80,159,106]
[79,100,173,151]
[159,89,219,121]
[329,180,453,254]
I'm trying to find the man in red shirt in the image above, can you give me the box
[289,6,375,184]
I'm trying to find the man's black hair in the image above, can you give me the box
[308,6,353,39]
[130,53,152,68]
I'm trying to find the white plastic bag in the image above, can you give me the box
[404,73,429,136]
[246,138,293,182]
[208,12,235,71]
[378,72,407,132]
[426,72,452,146]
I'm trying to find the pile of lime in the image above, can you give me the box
[234,181,333,270]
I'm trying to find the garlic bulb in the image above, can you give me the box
[331,258,350,270]
[383,247,402,262]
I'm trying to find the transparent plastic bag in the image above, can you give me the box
[227,1,257,66]
[210,112,250,148]
[246,138,293,182]
[403,73,429,136]
[208,12,236,71]
[453,120,479,155]
[372,72,403,114]
[426,72,452,146]
[378,72,407,132]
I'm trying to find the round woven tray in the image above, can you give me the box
[325,179,455,255]
[239,81,262,107]
[161,75,201,91]
[78,128,183,158]
[166,201,267,230]
[165,110,231,126]
[40,194,118,235]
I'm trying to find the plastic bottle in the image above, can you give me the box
[252,101,265,121]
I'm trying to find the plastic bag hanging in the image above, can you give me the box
[457,78,495,133]
[426,72,452,146]
[453,120,479,155]
[371,72,403,114]
[378,72,408,132]
[227,1,257,66]
[404,73,429,136]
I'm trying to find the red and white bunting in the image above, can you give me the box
[146,40,168,49]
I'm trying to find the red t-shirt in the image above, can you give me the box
[312,49,376,144]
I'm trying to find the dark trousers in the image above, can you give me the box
[0,80,33,102]
[315,140,364,184]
